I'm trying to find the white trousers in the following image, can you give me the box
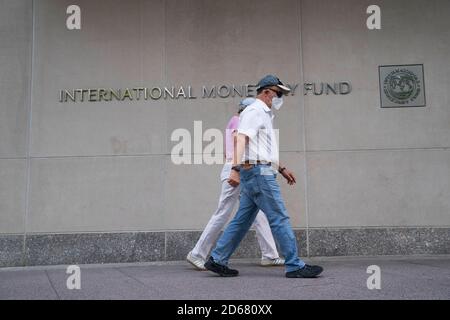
[191,164,280,260]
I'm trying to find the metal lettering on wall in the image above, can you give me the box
[58,82,352,102]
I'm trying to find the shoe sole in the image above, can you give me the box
[285,274,321,278]
[186,257,206,271]
[217,273,238,277]
[285,270,323,278]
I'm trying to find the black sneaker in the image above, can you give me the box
[204,257,239,277]
[285,264,323,278]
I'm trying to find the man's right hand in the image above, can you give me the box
[228,169,240,187]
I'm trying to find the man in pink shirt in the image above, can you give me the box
[186,98,284,270]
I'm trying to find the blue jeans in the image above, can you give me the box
[210,164,306,272]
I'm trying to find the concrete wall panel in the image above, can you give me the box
[302,0,450,151]
[27,156,166,232]
[307,149,450,227]
[0,0,31,158]
[31,0,167,157]
[0,159,27,234]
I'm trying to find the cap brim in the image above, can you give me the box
[276,84,291,95]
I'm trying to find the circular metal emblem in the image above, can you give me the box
[383,68,421,104]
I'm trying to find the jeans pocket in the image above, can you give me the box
[240,166,255,177]
[241,173,259,196]
[260,166,275,176]
[262,173,277,182]
[259,174,281,198]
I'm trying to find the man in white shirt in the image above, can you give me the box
[205,75,324,278]
[186,98,285,270]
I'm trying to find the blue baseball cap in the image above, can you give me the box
[256,75,291,95]
[238,97,255,112]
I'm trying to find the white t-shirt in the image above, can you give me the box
[237,99,279,165]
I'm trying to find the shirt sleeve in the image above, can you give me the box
[237,109,262,139]
[226,116,239,133]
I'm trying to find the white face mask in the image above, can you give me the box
[272,96,284,110]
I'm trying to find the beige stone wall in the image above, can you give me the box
[1,0,449,237]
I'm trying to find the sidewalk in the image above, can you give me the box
[0,255,449,300]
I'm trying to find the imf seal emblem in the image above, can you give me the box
[379,64,426,108]
[384,69,420,104]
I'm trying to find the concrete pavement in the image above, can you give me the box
[0,255,449,300]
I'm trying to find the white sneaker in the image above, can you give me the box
[186,251,206,270]
[260,257,285,267]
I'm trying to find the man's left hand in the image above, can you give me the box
[280,168,296,185]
